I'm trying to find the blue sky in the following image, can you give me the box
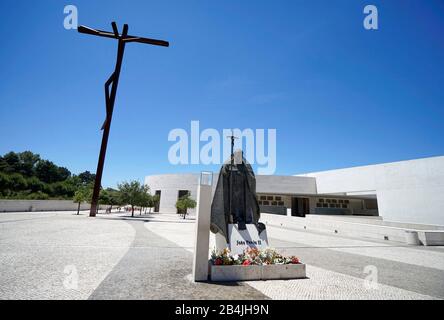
[0,0,443,188]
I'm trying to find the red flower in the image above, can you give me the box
[214,258,223,265]
[291,257,299,264]
[242,260,251,266]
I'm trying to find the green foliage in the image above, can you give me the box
[73,187,89,204]
[99,188,122,206]
[35,160,70,184]
[17,151,41,176]
[137,191,152,209]
[0,157,8,172]
[8,173,27,190]
[117,181,149,216]
[0,172,11,190]
[26,176,45,193]
[78,171,96,185]
[152,194,160,207]
[27,191,49,200]
[73,186,91,215]
[0,151,95,200]
[2,152,20,174]
[145,194,160,213]
[175,194,196,218]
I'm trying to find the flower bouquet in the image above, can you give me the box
[210,247,301,266]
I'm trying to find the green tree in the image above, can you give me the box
[99,188,121,213]
[175,194,196,219]
[35,160,71,184]
[35,160,58,184]
[57,167,71,181]
[0,172,11,191]
[151,194,160,213]
[117,181,149,217]
[73,187,89,215]
[78,171,96,186]
[8,173,27,191]
[17,151,41,177]
[99,189,111,207]
[51,181,76,198]
[2,152,20,174]
[0,156,8,172]
[26,176,44,193]
[136,191,152,215]
[0,151,97,200]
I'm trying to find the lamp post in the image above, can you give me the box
[78,22,169,217]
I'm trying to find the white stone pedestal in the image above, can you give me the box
[214,232,228,251]
[213,224,269,255]
[192,183,212,282]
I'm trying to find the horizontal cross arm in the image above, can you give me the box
[78,25,169,47]
[78,25,118,39]
[122,36,169,47]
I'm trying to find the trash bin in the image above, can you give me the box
[405,230,420,245]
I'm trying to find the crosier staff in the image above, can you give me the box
[226,131,239,221]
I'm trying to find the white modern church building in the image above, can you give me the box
[145,155,444,227]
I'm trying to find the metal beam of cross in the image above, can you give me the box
[78,22,169,217]
[226,131,239,218]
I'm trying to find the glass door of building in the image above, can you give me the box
[291,197,309,217]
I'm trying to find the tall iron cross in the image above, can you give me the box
[78,22,169,217]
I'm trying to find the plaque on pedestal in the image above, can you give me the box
[228,224,268,255]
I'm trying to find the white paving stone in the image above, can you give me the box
[334,246,444,271]
[246,265,437,300]
[265,226,444,271]
[0,212,135,300]
[144,217,196,251]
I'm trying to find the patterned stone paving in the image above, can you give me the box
[246,265,437,300]
[0,212,134,300]
[145,215,444,300]
[1,211,443,300]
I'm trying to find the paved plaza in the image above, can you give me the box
[0,211,443,300]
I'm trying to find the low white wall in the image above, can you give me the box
[0,200,91,213]
[260,213,444,244]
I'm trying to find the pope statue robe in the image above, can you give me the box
[210,151,265,242]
